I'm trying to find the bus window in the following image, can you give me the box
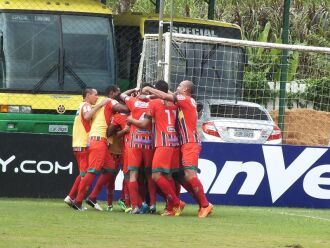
[62,15,115,92]
[1,13,59,90]
[0,13,115,93]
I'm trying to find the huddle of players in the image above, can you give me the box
[64,80,213,218]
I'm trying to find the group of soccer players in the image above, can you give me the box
[64,80,213,218]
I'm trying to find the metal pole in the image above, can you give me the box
[156,0,165,80]
[156,0,161,13]
[208,0,215,20]
[278,0,290,134]
[167,0,174,84]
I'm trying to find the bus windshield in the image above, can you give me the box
[0,12,115,93]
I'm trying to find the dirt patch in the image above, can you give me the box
[271,108,330,147]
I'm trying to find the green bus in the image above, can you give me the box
[0,0,116,134]
[114,12,244,99]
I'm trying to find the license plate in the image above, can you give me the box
[234,129,254,138]
[49,125,68,133]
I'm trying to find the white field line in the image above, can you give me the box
[278,211,330,222]
[234,207,330,222]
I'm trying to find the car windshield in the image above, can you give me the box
[0,12,115,93]
[210,104,269,121]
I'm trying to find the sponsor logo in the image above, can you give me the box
[57,104,66,114]
[134,101,148,108]
[0,156,73,174]
[196,146,330,202]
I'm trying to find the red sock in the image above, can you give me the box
[188,177,209,208]
[128,181,141,208]
[147,175,157,206]
[75,172,95,205]
[155,176,180,210]
[68,175,81,199]
[123,179,130,206]
[181,180,200,207]
[89,173,111,200]
[106,174,116,206]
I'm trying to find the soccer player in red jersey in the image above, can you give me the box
[64,88,110,207]
[72,86,128,211]
[128,80,185,216]
[120,83,156,214]
[107,112,131,212]
[142,80,213,218]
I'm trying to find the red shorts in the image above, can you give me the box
[181,143,202,170]
[74,149,89,176]
[88,139,116,174]
[152,146,180,174]
[127,147,155,171]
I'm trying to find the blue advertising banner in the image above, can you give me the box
[193,143,330,208]
[1,132,329,208]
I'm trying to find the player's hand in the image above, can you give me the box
[123,124,130,133]
[126,115,134,124]
[100,97,111,106]
[141,86,150,94]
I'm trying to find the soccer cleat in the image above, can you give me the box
[160,209,175,216]
[173,200,186,216]
[124,207,132,213]
[140,202,150,214]
[198,203,214,218]
[130,207,141,214]
[85,197,103,211]
[64,196,73,207]
[149,205,156,214]
[72,202,86,211]
[106,205,113,212]
[117,199,127,211]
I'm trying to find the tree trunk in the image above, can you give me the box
[119,0,137,13]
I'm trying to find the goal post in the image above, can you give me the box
[138,32,330,146]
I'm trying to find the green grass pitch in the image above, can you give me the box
[0,198,329,248]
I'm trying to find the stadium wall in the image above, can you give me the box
[0,133,329,208]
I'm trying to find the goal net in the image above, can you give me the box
[138,33,330,146]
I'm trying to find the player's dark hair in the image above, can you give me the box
[82,87,94,98]
[105,85,119,96]
[140,82,153,89]
[155,80,168,93]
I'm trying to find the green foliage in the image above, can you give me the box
[243,71,272,106]
[304,77,330,111]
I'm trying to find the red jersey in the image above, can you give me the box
[125,96,153,149]
[174,95,201,144]
[112,112,130,144]
[148,99,179,147]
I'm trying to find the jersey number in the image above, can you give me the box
[165,110,177,125]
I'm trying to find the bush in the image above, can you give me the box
[304,77,330,112]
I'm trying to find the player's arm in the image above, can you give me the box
[127,114,151,129]
[106,123,119,137]
[116,124,130,138]
[83,98,110,121]
[142,86,174,102]
[120,88,137,102]
[113,103,129,113]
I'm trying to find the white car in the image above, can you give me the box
[197,99,282,144]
